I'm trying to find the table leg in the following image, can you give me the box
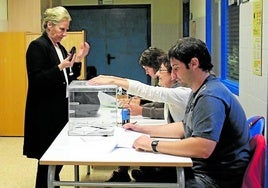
[47,165,185,187]
[87,165,91,175]
[74,165,80,188]
[47,165,56,188]
[176,167,185,188]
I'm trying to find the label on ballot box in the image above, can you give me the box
[68,81,119,136]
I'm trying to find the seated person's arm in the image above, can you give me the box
[124,122,216,158]
[88,75,130,90]
[125,102,164,119]
[142,102,164,108]
[142,102,164,119]
[133,135,216,158]
[156,137,216,158]
[142,106,164,119]
[124,122,184,139]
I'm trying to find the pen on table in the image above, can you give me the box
[128,97,133,104]
[90,126,107,130]
[131,121,137,125]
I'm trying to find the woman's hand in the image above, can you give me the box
[75,42,90,62]
[58,54,76,71]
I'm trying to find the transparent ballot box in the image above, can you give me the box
[68,80,118,136]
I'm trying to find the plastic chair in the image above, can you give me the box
[247,116,265,138]
[242,134,266,188]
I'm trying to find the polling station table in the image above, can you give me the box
[40,117,193,188]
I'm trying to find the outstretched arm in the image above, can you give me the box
[88,75,130,90]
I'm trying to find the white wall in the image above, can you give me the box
[239,0,267,138]
[189,0,206,41]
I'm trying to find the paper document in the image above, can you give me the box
[77,127,147,153]
[113,127,149,148]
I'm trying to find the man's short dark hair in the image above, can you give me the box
[168,37,213,71]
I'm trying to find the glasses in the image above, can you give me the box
[158,69,168,72]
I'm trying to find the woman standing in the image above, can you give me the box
[23,6,90,188]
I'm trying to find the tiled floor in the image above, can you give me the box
[0,136,124,188]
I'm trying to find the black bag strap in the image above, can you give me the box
[248,116,264,128]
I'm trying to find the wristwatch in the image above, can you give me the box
[151,140,159,153]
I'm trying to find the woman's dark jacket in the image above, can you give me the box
[23,32,81,159]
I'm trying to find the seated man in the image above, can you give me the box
[121,37,251,187]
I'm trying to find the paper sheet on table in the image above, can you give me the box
[113,127,149,148]
[81,136,118,153]
[76,127,146,153]
[97,91,117,107]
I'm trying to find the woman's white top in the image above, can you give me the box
[55,46,69,98]
[127,79,191,123]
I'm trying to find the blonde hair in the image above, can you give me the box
[42,6,72,30]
